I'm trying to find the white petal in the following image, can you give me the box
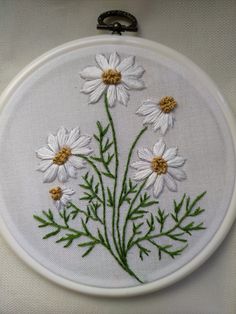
[95,54,109,70]
[57,127,68,148]
[117,56,134,72]
[163,147,177,161]
[136,103,159,115]
[122,77,145,90]
[61,187,75,195]
[137,148,153,161]
[89,83,107,103]
[164,173,177,192]
[80,66,102,80]
[70,135,91,150]
[153,112,165,131]
[36,147,54,160]
[109,52,120,68]
[68,156,85,168]
[116,84,129,106]
[55,200,62,211]
[61,194,71,205]
[71,146,93,155]
[168,168,186,181]
[145,172,157,188]
[160,115,170,135]
[47,134,59,153]
[43,164,59,183]
[133,169,152,181]
[131,160,151,170]
[123,65,145,78]
[167,156,185,167]
[153,139,166,156]
[58,165,68,182]
[107,85,117,107]
[143,111,160,124]
[153,175,164,198]
[81,79,102,94]
[66,127,80,147]
[64,162,77,178]
[37,160,53,172]
[168,112,174,127]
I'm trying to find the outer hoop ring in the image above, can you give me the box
[0,35,235,297]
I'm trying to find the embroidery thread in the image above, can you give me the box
[131,138,186,198]
[34,53,207,284]
[36,127,93,183]
[80,52,145,106]
[137,96,177,134]
[49,186,75,211]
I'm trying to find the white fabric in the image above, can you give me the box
[0,41,234,288]
[0,0,236,313]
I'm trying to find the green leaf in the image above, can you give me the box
[102,123,110,136]
[102,172,115,179]
[78,241,97,247]
[137,243,151,261]
[93,134,100,142]
[82,245,95,257]
[107,187,113,207]
[141,201,159,208]
[33,215,47,225]
[43,228,60,239]
[97,229,105,244]
[90,156,102,162]
[174,193,186,215]
[189,191,207,212]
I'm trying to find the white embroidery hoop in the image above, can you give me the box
[0,35,235,297]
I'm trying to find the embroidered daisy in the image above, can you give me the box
[131,139,186,198]
[49,185,74,210]
[136,96,177,135]
[80,52,145,107]
[36,127,93,183]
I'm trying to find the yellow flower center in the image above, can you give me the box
[53,147,71,165]
[102,69,122,85]
[151,156,168,175]
[49,186,62,201]
[159,96,177,113]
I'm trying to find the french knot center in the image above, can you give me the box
[159,96,177,113]
[151,156,168,175]
[49,187,62,201]
[53,147,72,165]
[102,69,122,85]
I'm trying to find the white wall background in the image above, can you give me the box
[0,1,235,313]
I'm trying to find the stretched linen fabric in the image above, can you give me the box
[0,43,234,288]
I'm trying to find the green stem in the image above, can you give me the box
[68,202,104,225]
[117,127,147,254]
[104,94,122,257]
[122,180,147,255]
[98,134,114,178]
[127,211,190,250]
[76,154,111,250]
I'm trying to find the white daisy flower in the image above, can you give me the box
[80,52,145,107]
[49,186,75,211]
[131,139,186,198]
[36,126,93,183]
[136,96,177,135]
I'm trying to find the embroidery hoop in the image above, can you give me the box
[0,34,235,297]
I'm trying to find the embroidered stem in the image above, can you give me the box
[117,127,147,255]
[126,192,206,257]
[76,154,111,250]
[122,180,147,255]
[104,94,122,257]
[67,202,104,225]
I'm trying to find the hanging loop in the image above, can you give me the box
[97,10,138,35]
